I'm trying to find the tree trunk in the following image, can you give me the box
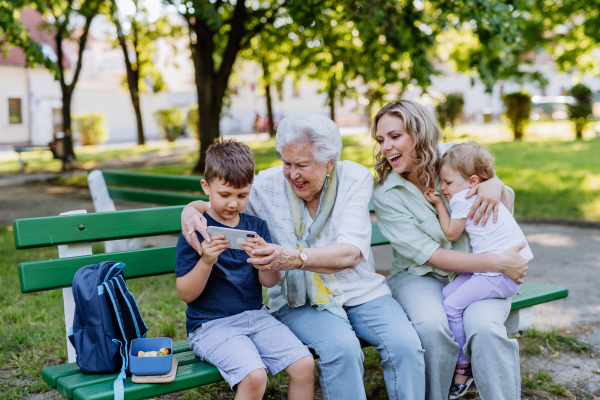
[61,89,75,161]
[191,41,222,173]
[262,58,275,137]
[112,2,145,146]
[328,80,336,122]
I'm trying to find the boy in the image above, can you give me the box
[424,141,533,399]
[175,139,314,400]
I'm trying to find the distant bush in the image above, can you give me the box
[186,104,200,140]
[154,107,183,142]
[502,92,531,140]
[73,113,109,146]
[567,83,593,139]
[436,93,464,129]
[436,93,464,141]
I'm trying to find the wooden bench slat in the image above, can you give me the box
[72,362,223,400]
[108,187,208,206]
[13,207,184,249]
[58,351,201,399]
[101,171,204,192]
[43,340,192,389]
[510,282,568,310]
[19,246,177,293]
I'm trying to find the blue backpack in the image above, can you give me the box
[68,261,148,400]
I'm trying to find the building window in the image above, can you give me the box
[8,98,22,124]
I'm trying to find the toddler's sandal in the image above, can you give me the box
[448,364,474,400]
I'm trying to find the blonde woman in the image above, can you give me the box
[371,100,528,400]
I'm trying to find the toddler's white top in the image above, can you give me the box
[450,189,534,276]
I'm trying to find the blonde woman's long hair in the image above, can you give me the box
[371,100,443,188]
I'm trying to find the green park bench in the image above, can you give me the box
[88,169,377,212]
[13,204,568,400]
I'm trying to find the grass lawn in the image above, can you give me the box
[0,141,193,175]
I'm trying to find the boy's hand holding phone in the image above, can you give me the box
[201,235,229,265]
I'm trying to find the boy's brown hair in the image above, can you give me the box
[439,141,495,182]
[204,138,255,188]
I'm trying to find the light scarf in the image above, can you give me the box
[281,163,347,320]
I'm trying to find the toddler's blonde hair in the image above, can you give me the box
[439,141,495,182]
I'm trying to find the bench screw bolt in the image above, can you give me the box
[78,224,85,231]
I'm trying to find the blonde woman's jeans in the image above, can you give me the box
[273,294,425,400]
[387,270,521,400]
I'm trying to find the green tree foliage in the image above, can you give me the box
[567,83,593,139]
[154,107,183,142]
[436,0,549,92]
[0,4,56,70]
[73,112,109,145]
[109,0,180,146]
[502,91,531,140]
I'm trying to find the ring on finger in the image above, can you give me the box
[187,230,194,236]
[265,264,270,270]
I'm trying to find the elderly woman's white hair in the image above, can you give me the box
[275,113,342,163]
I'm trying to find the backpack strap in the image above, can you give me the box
[113,275,148,339]
[103,280,129,400]
[104,262,125,283]
[111,338,127,400]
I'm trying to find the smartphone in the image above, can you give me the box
[206,226,257,250]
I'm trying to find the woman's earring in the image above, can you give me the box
[327,172,331,178]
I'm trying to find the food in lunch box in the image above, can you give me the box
[135,348,171,357]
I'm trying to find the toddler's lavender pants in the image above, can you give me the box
[442,273,520,365]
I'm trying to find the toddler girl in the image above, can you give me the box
[424,141,533,399]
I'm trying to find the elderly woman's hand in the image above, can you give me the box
[245,243,301,272]
[181,201,212,254]
[496,242,529,284]
[465,177,503,226]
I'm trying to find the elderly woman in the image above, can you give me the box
[371,100,528,400]
[181,113,425,399]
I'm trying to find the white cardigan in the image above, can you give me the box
[243,160,391,313]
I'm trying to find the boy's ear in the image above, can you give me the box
[200,179,210,195]
[468,175,480,187]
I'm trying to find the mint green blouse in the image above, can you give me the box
[371,143,515,277]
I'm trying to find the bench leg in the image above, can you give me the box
[504,307,533,334]
[58,210,93,363]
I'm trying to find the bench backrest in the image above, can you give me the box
[96,170,377,211]
[99,170,209,206]
[13,206,389,293]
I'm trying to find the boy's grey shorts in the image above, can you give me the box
[188,308,312,390]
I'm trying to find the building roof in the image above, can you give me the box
[0,7,67,68]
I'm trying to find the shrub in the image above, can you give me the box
[186,104,200,140]
[436,93,464,129]
[154,107,183,142]
[72,113,109,146]
[567,83,593,139]
[436,94,464,142]
[502,92,531,140]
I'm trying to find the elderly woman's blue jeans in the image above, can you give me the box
[273,294,425,400]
